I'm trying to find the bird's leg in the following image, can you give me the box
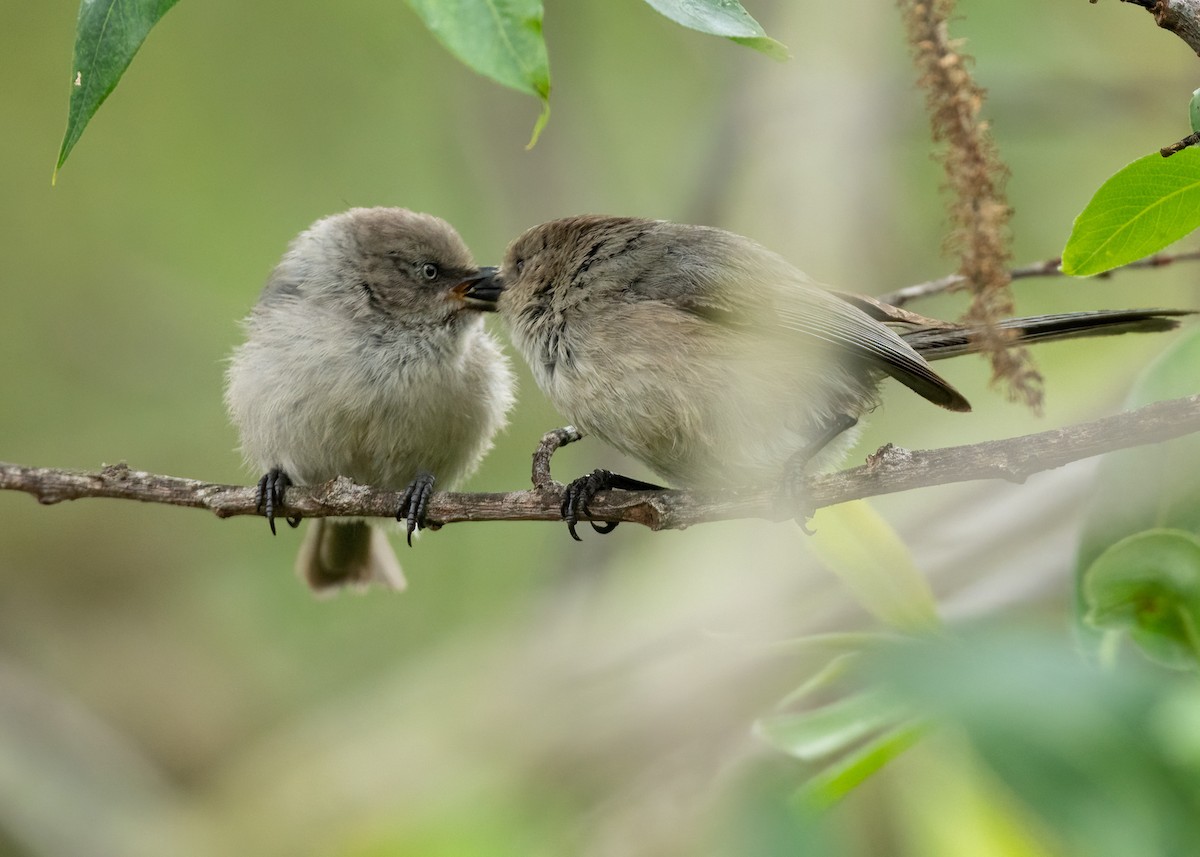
[397,471,436,547]
[781,413,859,523]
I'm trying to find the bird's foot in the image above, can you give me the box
[561,469,663,541]
[397,471,436,547]
[256,468,302,535]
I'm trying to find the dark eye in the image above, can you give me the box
[421,263,439,281]
[515,259,526,274]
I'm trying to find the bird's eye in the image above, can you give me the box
[421,262,439,281]
[515,259,526,274]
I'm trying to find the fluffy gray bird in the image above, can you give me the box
[226,207,515,590]
[470,215,1188,538]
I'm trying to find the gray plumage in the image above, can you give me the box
[226,207,514,591]
[492,215,1187,489]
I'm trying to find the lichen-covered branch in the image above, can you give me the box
[3,395,1199,532]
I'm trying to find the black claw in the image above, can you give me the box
[559,469,664,541]
[560,481,577,541]
[256,468,295,535]
[561,469,608,541]
[397,471,436,547]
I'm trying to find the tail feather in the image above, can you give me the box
[901,309,1192,361]
[296,519,406,594]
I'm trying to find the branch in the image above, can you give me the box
[877,249,1200,307]
[1108,0,1200,56]
[3,395,1199,532]
[1098,3,1200,154]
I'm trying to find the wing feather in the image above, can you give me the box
[620,223,970,412]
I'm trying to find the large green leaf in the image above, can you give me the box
[406,0,551,146]
[1074,328,1200,657]
[866,630,1200,857]
[56,0,182,179]
[806,501,941,632]
[640,0,788,60]
[1062,148,1200,276]
[755,649,923,805]
[1083,529,1200,670]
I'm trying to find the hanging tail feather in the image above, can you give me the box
[900,309,1192,361]
[296,519,407,594]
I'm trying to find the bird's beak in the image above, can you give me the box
[453,266,504,311]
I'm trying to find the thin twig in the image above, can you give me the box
[3,395,1199,532]
[1161,131,1200,157]
[877,249,1200,307]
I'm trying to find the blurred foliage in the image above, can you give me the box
[865,629,1200,857]
[806,502,940,632]
[1076,327,1200,668]
[4,0,1200,854]
[756,655,925,809]
[1083,529,1200,670]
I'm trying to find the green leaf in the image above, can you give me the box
[796,722,924,808]
[406,0,551,147]
[771,652,859,710]
[56,0,182,179]
[806,502,941,632]
[1073,329,1200,652]
[1083,529,1200,670]
[864,630,1200,857]
[1061,148,1200,276]
[755,690,908,761]
[640,0,789,60]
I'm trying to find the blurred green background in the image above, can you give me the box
[2,1,1199,855]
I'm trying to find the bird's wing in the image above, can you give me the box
[621,224,972,412]
[772,286,971,412]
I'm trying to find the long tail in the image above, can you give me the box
[901,309,1192,361]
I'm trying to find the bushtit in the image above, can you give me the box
[470,215,1188,537]
[226,207,515,591]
